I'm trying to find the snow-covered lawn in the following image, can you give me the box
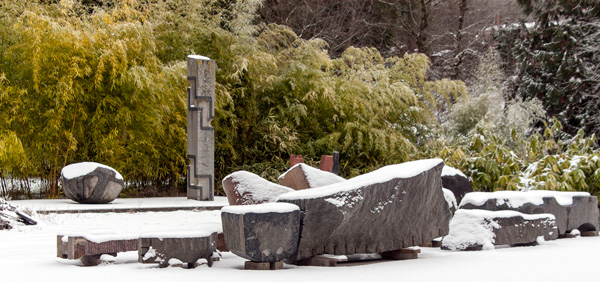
[1,207,598,282]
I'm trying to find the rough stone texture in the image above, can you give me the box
[460,193,599,235]
[441,172,473,206]
[278,160,451,262]
[278,165,311,190]
[139,232,217,268]
[221,206,300,263]
[61,166,124,204]
[441,210,558,250]
[222,171,294,205]
[186,55,215,201]
[57,235,138,266]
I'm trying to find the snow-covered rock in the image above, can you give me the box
[222,171,294,205]
[441,165,472,205]
[278,163,346,190]
[460,190,599,235]
[442,209,557,251]
[60,162,124,204]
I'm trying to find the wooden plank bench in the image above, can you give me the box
[57,231,138,266]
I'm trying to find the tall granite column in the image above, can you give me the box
[186,55,215,201]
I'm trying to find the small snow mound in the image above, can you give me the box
[61,162,123,180]
[441,166,467,178]
[570,229,581,237]
[442,188,458,210]
[442,209,500,251]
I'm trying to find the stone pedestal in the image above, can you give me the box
[186,55,215,201]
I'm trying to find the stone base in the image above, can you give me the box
[245,261,284,270]
[581,231,599,237]
[139,232,217,268]
[380,248,420,260]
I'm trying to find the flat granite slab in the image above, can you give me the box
[11,196,229,214]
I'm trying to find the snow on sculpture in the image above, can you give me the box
[61,162,124,204]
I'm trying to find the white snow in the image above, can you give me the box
[140,226,221,239]
[188,55,211,61]
[1,201,599,282]
[57,229,138,243]
[442,209,555,251]
[442,188,457,210]
[459,190,591,208]
[221,202,299,214]
[225,171,294,204]
[278,163,346,188]
[278,159,443,201]
[61,162,123,180]
[441,166,467,178]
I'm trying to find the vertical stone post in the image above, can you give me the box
[186,55,215,201]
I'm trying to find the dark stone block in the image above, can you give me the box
[442,210,558,250]
[278,159,451,262]
[61,163,124,204]
[221,203,300,263]
[139,232,217,268]
[460,191,599,235]
[441,166,473,205]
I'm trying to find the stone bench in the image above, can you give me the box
[56,230,138,266]
[459,190,599,236]
[441,209,558,251]
[139,230,218,268]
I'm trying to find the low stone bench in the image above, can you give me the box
[139,230,218,268]
[459,190,599,236]
[441,209,558,251]
[57,230,138,266]
[221,203,301,270]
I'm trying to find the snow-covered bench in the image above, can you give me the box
[57,230,138,266]
[459,190,599,236]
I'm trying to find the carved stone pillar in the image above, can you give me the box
[186,55,215,200]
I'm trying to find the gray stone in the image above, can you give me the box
[278,163,346,190]
[222,171,294,205]
[460,191,599,235]
[221,203,300,263]
[441,209,558,250]
[441,166,473,205]
[186,55,215,201]
[61,163,124,204]
[139,232,217,268]
[278,159,452,262]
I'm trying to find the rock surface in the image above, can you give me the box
[278,159,451,262]
[442,209,558,250]
[139,231,217,268]
[278,163,346,190]
[222,171,294,205]
[441,166,473,205]
[61,162,124,204]
[460,191,599,235]
[221,203,300,263]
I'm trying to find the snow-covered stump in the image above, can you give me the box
[221,203,300,270]
[277,159,452,262]
[138,231,218,268]
[441,165,473,205]
[278,163,346,190]
[222,171,294,205]
[459,191,599,236]
[56,231,138,266]
[441,210,558,251]
[61,162,124,204]
[186,55,215,201]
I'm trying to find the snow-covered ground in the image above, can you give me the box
[2,199,599,282]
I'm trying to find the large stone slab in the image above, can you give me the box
[278,163,346,190]
[460,190,599,235]
[442,209,558,250]
[61,162,124,204]
[277,159,451,261]
[139,231,217,268]
[221,203,300,263]
[441,166,473,205]
[222,171,295,205]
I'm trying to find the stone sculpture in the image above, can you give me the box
[186,55,215,201]
[61,162,124,204]
[222,171,295,205]
[278,163,346,190]
[441,166,473,205]
[139,231,218,268]
[441,209,558,251]
[459,191,599,235]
